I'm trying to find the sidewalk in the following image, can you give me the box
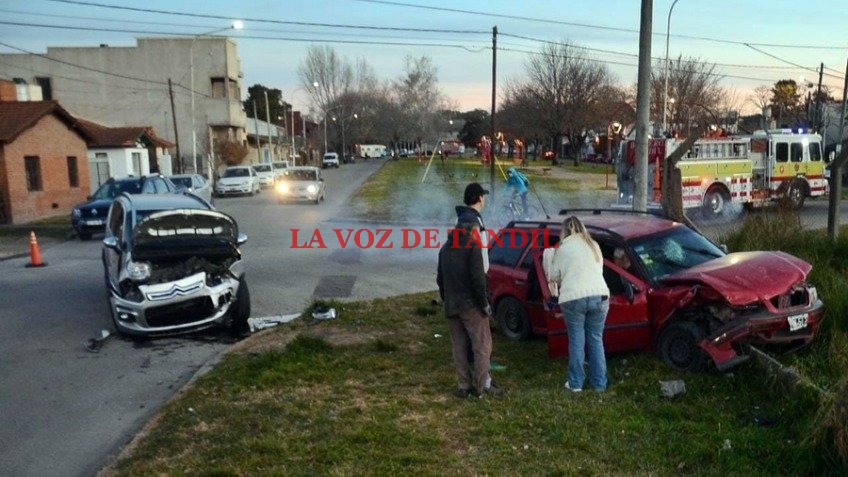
[0,228,71,260]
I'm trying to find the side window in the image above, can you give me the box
[775,142,789,163]
[141,180,156,194]
[153,178,170,193]
[489,229,530,268]
[522,230,558,268]
[790,143,803,162]
[194,176,205,188]
[809,142,822,162]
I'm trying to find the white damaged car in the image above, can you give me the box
[102,193,251,336]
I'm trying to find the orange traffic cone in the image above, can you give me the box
[25,230,47,268]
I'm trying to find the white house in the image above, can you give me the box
[76,118,175,194]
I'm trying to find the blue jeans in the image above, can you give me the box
[561,296,610,390]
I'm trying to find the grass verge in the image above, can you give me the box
[105,292,834,475]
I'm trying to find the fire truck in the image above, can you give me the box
[619,129,828,216]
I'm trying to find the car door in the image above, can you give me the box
[102,200,125,293]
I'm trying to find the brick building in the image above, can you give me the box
[0,101,91,224]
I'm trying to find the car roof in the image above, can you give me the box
[226,165,251,169]
[167,173,197,178]
[286,166,320,171]
[119,192,210,211]
[514,210,681,241]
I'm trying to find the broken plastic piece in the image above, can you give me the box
[312,307,337,320]
[659,379,686,398]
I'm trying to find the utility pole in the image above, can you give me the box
[827,57,848,240]
[633,0,653,212]
[252,100,261,163]
[167,78,182,173]
[264,90,273,163]
[490,25,498,198]
[815,62,824,132]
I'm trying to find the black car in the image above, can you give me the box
[102,192,250,336]
[343,153,356,164]
[71,175,177,240]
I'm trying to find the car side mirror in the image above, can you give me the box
[236,233,248,246]
[719,244,729,253]
[102,236,120,251]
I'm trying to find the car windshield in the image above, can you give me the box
[284,170,317,181]
[323,154,336,159]
[170,177,192,188]
[273,162,288,170]
[92,180,142,199]
[628,225,725,281]
[254,165,272,172]
[223,168,249,178]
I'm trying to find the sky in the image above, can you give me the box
[1,0,847,115]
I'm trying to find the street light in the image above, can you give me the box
[662,0,681,135]
[190,20,243,174]
[332,111,358,161]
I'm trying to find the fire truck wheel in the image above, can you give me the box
[702,187,729,218]
[784,180,806,210]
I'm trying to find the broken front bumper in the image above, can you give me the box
[698,298,826,372]
[109,271,240,336]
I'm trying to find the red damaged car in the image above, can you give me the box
[487,210,825,371]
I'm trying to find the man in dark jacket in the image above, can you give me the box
[437,183,502,398]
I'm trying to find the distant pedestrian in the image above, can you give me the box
[545,216,610,393]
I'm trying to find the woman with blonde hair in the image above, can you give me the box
[546,216,610,392]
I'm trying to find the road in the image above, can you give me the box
[0,159,441,477]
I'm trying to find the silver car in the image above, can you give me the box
[274,166,326,204]
[102,193,250,336]
[168,173,213,203]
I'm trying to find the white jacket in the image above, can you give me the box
[545,234,609,303]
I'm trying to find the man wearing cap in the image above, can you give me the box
[436,182,502,398]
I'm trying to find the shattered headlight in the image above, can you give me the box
[126,261,151,281]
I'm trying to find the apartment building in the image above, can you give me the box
[0,37,247,176]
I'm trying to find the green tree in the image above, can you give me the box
[242,85,287,125]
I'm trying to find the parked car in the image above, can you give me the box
[487,209,825,372]
[101,192,250,336]
[215,165,260,197]
[322,152,340,168]
[272,161,290,180]
[274,166,325,204]
[343,153,356,164]
[168,173,213,203]
[72,174,178,240]
[253,163,275,188]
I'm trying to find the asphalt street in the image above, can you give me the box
[0,158,441,477]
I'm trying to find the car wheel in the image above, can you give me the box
[496,296,531,340]
[229,277,251,336]
[657,321,708,372]
[78,231,92,241]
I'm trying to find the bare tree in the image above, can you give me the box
[299,45,354,116]
[391,55,449,150]
[500,41,615,160]
[748,85,772,114]
[649,55,724,135]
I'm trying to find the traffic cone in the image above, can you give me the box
[25,230,47,268]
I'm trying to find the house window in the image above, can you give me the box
[24,156,42,191]
[131,152,142,175]
[35,77,53,100]
[211,77,226,99]
[67,156,79,187]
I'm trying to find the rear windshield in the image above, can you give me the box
[169,177,191,188]
[254,165,272,172]
[92,180,141,199]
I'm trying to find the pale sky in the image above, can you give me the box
[2,0,847,114]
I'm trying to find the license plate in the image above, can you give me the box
[86,219,104,226]
[787,313,808,332]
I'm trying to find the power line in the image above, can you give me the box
[356,0,848,51]
[43,0,489,34]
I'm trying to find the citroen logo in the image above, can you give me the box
[91,209,98,216]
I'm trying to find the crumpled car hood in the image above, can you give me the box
[132,209,239,261]
[660,251,811,305]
